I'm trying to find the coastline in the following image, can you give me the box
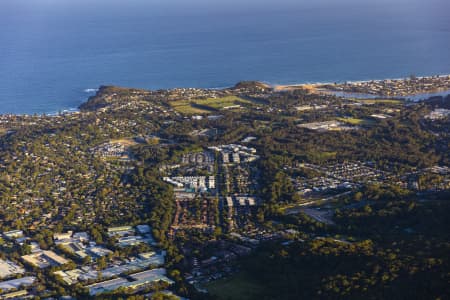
[1,74,450,117]
[272,73,450,91]
[273,74,450,100]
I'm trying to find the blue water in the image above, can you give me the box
[0,0,449,114]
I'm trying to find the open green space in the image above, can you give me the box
[337,117,376,125]
[204,272,266,300]
[169,100,213,114]
[170,96,254,114]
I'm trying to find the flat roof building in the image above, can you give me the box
[22,251,69,268]
[3,230,24,240]
[0,276,36,292]
[0,259,25,279]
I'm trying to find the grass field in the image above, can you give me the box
[204,272,265,300]
[337,117,376,125]
[168,99,212,114]
[170,96,253,114]
[306,150,338,161]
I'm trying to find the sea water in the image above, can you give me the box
[0,0,449,114]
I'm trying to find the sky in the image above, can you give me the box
[1,0,446,30]
[1,0,448,14]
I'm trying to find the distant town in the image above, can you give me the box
[317,74,450,97]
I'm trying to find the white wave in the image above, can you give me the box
[84,88,98,93]
[45,108,80,117]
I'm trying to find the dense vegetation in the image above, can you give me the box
[205,191,450,300]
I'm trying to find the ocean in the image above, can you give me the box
[0,0,449,114]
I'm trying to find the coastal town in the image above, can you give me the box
[0,77,448,299]
[318,74,450,97]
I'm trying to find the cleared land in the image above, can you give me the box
[169,96,253,114]
[274,83,319,93]
[205,272,265,300]
[337,117,376,126]
[109,138,138,147]
[169,101,212,114]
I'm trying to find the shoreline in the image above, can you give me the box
[272,73,450,91]
[1,73,450,117]
[272,73,450,86]
[273,74,450,99]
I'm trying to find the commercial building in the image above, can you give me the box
[87,268,174,296]
[22,250,69,268]
[2,230,24,240]
[107,226,134,237]
[0,259,25,279]
[0,277,36,293]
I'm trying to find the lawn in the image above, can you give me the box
[204,272,266,300]
[181,106,212,114]
[194,96,252,109]
[337,117,376,126]
[168,100,213,114]
[306,150,338,161]
[169,96,253,114]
